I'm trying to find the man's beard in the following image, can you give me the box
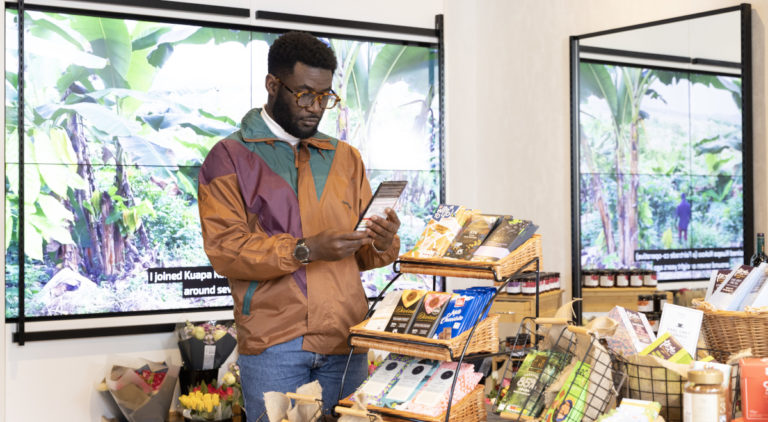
[272,93,320,139]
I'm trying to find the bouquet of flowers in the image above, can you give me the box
[177,320,238,371]
[178,363,243,421]
[103,359,180,422]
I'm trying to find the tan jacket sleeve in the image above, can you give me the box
[198,145,301,281]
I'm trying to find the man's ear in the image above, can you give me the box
[265,74,279,97]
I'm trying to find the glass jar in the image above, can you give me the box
[637,295,654,312]
[643,269,658,287]
[506,279,522,294]
[582,270,599,288]
[615,270,630,287]
[683,369,726,422]
[599,270,615,288]
[629,269,644,287]
[521,277,537,295]
[646,311,661,333]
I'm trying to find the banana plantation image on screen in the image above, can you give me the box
[578,60,743,281]
[5,8,441,318]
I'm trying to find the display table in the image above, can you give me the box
[489,290,563,323]
[580,287,672,312]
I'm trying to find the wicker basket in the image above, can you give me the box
[349,314,500,361]
[693,299,768,358]
[397,235,542,280]
[337,384,487,422]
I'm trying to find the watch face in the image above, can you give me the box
[294,241,310,262]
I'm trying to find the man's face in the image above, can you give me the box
[267,61,333,139]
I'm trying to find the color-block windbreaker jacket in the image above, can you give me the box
[198,108,400,355]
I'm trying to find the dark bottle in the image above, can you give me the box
[750,232,767,266]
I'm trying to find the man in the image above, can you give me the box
[197,31,401,418]
[676,192,692,243]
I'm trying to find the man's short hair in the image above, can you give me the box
[268,31,337,77]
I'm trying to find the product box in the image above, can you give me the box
[657,303,703,358]
[605,306,656,356]
[709,265,764,310]
[384,290,426,334]
[741,263,768,308]
[705,269,734,301]
[739,357,768,421]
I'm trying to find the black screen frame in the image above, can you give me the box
[569,4,752,324]
[5,2,445,342]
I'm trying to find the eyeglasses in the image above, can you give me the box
[274,77,341,110]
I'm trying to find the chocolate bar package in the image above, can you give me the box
[365,290,403,331]
[432,293,477,339]
[356,354,413,405]
[432,288,494,339]
[405,362,481,417]
[543,361,592,422]
[403,205,473,258]
[407,292,453,337]
[639,332,692,364]
[471,216,538,262]
[443,214,499,259]
[496,350,569,417]
[380,358,439,408]
[384,290,426,334]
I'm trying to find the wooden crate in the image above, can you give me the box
[580,287,672,313]
[489,290,563,323]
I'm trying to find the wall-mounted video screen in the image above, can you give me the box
[5,8,441,319]
[578,60,743,281]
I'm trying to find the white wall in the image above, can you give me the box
[0,1,442,421]
[4,0,768,420]
[443,0,768,295]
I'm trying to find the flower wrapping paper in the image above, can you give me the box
[177,322,238,371]
[105,359,180,422]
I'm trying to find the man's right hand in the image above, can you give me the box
[303,229,371,262]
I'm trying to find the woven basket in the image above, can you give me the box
[337,384,487,422]
[693,299,768,358]
[397,235,542,280]
[349,314,500,361]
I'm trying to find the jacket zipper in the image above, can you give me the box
[241,281,259,316]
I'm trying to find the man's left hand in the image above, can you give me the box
[366,208,400,251]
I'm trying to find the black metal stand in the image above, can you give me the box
[335,257,541,422]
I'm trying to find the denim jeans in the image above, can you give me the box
[238,336,368,421]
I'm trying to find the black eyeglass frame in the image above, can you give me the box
[274,76,341,110]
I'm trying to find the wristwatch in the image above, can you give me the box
[293,238,311,264]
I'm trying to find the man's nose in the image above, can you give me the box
[307,96,324,114]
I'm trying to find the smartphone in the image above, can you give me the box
[355,180,408,231]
